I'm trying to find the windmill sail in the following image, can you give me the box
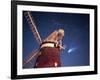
[24,11,42,44]
[23,49,41,67]
[23,11,42,68]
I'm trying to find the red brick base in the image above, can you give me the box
[34,47,61,68]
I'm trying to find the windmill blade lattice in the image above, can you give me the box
[23,49,40,67]
[24,11,42,44]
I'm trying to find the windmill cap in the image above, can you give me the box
[58,29,64,37]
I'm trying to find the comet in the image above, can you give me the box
[67,47,77,54]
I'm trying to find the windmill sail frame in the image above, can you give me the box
[24,11,42,44]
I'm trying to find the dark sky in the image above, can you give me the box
[23,11,90,68]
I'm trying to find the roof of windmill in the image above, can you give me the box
[58,29,64,37]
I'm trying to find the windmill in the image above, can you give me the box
[23,11,65,68]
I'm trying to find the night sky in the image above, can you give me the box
[23,11,89,68]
